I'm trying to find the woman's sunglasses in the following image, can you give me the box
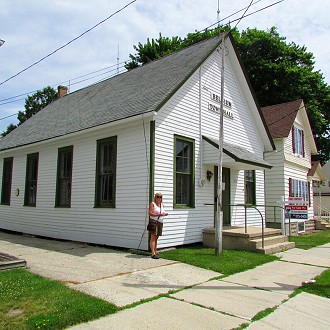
[156,196,162,198]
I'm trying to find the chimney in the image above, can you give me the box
[58,85,68,97]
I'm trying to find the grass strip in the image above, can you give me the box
[0,268,118,330]
[289,230,330,249]
[159,245,278,275]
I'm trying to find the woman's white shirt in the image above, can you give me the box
[150,202,165,223]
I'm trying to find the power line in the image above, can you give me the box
[234,0,255,29]
[203,0,284,32]
[0,0,286,124]
[0,60,129,106]
[0,0,137,87]
[0,0,285,109]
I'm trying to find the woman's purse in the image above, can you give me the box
[147,205,161,231]
[147,219,157,231]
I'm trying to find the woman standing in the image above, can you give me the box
[148,192,168,259]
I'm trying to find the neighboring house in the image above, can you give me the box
[0,33,274,251]
[262,99,322,235]
[314,160,330,216]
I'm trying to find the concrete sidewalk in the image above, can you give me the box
[0,231,329,329]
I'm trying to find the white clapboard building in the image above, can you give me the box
[0,34,275,250]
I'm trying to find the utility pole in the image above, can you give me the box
[215,32,225,256]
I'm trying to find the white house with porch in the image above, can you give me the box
[262,99,324,235]
[0,33,290,252]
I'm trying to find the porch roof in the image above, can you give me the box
[203,136,272,170]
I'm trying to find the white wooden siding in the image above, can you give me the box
[265,109,315,224]
[154,49,268,249]
[0,119,151,250]
[0,45,270,250]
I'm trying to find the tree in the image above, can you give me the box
[2,86,58,137]
[125,34,183,70]
[125,27,330,162]
[234,27,329,163]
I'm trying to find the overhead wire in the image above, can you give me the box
[202,0,284,32]
[0,0,288,133]
[0,0,137,87]
[0,60,129,106]
[0,0,284,112]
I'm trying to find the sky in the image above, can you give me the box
[1,0,329,133]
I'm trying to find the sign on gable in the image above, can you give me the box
[208,92,234,119]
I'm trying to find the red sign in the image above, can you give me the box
[288,197,303,201]
[288,205,308,211]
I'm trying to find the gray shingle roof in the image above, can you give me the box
[203,136,272,169]
[0,35,224,151]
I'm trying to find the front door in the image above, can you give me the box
[214,166,231,226]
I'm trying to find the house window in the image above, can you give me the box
[174,135,195,207]
[245,170,256,205]
[292,126,305,157]
[56,146,73,207]
[24,153,39,206]
[1,157,13,205]
[95,137,117,207]
[289,178,308,202]
[297,221,305,233]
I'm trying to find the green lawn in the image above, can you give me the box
[0,268,118,330]
[296,268,330,299]
[159,246,278,276]
[2,230,329,329]
[289,230,330,249]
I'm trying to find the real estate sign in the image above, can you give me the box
[285,204,308,219]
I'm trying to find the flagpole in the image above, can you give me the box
[215,32,225,256]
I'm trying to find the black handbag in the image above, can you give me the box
[147,220,157,231]
[147,210,160,231]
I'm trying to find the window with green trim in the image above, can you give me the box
[1,157,13,205]
[24,153,39,206]
[95,136,117,207]
[174,136,195,207]
[245,170,256,205]
[56,146,73,207]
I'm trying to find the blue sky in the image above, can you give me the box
[1,0,329,133]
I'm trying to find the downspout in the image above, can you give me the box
[199,66,204,187]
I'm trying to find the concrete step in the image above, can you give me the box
[315,220,330,230]
[0,252,26,270]
[250,235,289,249]
[255,241,295,254]
[202,227,296,254]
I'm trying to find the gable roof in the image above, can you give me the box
[308,160,326,181]
[261,99,303,138]
[0,35,225,151]
[203,135,272,169]
[261,99,318,154]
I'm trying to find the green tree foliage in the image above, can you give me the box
[125,27,330,162]
[125,34,183,70]
[234,27,330,163]
[2,86,58,137]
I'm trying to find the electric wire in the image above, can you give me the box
[0,60,129,107]
[233,0,255,29]
[0,0,284,114]
[0,0,137,87]
[0,0,283,110]
[202,0,284,32]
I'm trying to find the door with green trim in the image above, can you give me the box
[214,166,231,226]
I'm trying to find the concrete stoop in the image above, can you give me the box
[315,219,330,230]
[0,252,26,270]
[203,226,295,254]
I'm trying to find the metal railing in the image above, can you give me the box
[314,203,330,222]
[226,204,286,249]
